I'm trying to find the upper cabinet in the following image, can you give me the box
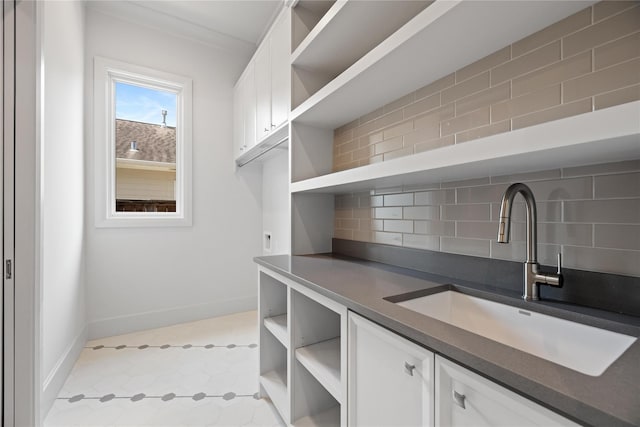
[234,7,291,167]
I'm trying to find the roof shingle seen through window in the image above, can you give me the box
[115,119,176,163]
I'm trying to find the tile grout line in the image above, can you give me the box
[84,343,258,350]
[56,392,261,403]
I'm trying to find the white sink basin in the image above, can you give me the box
[397,290,636,376]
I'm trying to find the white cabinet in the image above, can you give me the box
[232,62,256,158]
[232,77,244,158]
[270,11,290,131]
[256,10,290,141]
[234,8,290,166]
[348,312,434,427]
[255,43,271,141]
[435,356,577,427]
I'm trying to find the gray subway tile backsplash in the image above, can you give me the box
[442,204,491,221]
[330,3,640,278]
[403,206,439,221]
[564,199,640,223]
[594,172,640,198]
[334,162,640,277]
[563,245,640,277]
[441,237,491,258]
[594,224,640,251]
[526,176,593,201]
[383,193,414,207]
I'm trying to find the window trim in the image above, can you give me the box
[94,57,192,227]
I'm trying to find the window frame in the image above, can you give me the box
[94,57,192,227]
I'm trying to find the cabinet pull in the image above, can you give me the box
[264,127,269,132]
[453,390,466,409]
[404,362,415,376]
[271,124,276,128]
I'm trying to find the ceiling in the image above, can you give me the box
[87,0,283,55]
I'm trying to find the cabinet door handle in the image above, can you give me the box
[264,127,269,132]
[404,362,415,376]
[271,124,276,128]
[453,390,466,409]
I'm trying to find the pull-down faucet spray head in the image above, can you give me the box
[497,194,514,244]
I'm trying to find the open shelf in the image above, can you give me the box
[260,367,288,420]
[295,338,341,403]
[264,314,288,348]
[290,102,640,194]
[293,405,341,427]
[290,0,595,128]
[291,0,336,53]
[291,0,429,81]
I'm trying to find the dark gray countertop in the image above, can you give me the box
[255,254,640,427]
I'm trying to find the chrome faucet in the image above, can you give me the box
[497,183,563,301]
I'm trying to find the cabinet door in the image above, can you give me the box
[270,10,290,129]
[436,356,577,427]
[233,79,244,159]
[243,62,256,150]
[255,42,271,142]
[349,312,434,427]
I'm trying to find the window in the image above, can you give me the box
[94,57,192,227]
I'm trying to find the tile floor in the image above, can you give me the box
[45,311,284,426]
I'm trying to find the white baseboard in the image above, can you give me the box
[41,325,88,420]
[88,295,257,340]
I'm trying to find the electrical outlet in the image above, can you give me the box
[264,232,272,252]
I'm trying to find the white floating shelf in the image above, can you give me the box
[293,405,340,427]
[291,0,428,77]
[264,314,289,348]
[295,338,342,403]
[260,368,288,420]
[290,0,595,128]
[291,102,640,194]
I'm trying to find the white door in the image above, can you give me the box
[243,62,256,150]
[348,312,434,426]
[269,10,290,130]
[3,1,39,425]
[254,42,271,141]
[233,79,244,159]
[0,1,4,419]
[435,356,577,427]
[2,1,15,423]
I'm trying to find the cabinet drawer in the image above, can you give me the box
[435,356,577,427]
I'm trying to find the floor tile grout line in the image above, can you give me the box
[56,393,259,402]
[83,344,258,350]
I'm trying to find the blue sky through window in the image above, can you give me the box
[115,82,177,127]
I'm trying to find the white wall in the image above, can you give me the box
[262,149,290,255]
[85,8,263,338]
[40,0,86,416]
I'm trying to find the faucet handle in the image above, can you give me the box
[556,253,562,275]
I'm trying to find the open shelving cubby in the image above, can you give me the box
[257,266,348,425]
[291,288,347,426]
[259,271,290,420]
[290,1,595,127]
[291,0,430,110]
